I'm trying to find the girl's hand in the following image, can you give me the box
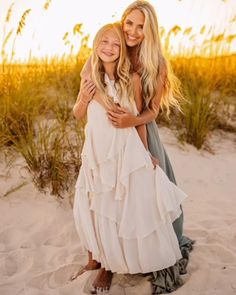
[79,79,96,103]
[149,153,159,169]
[107,106,136,128]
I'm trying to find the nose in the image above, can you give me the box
[104,42,113,50]
[129,25,137,36]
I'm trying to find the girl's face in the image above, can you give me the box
[122,9,145,47]
[97,29,120,63]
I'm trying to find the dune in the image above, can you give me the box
[0,128,235,295]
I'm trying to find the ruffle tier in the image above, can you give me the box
[73,100,187,273]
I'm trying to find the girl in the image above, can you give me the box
[73,22,187,294]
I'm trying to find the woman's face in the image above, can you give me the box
[97,29,120,63]
[122,9,145,47]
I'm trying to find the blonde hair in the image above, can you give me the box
[91,23,137,113]
[122,0,182,115]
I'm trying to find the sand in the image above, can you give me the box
[0,128,236,295]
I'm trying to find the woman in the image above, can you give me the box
[73,22,187,294]
[108,0,192,247]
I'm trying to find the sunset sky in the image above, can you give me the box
[0,0,235,61]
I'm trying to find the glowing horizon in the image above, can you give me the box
[0,0,235,62]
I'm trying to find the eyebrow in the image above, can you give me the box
[125,18,143,26]
[102,36,120,43]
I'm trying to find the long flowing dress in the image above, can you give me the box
[73,76,189,289]
[146,121,194,293]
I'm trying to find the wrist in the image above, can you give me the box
[80,98,90,105]
[136,114,145,126]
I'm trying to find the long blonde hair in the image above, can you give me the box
[122,0,182,115]
[91,23,137,113]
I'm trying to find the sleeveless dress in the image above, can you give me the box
[146,122,194,293]
[147,122,193,247]
[73,76,188,277]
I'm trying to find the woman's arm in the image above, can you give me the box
[107,65,167,128]
[73,79,96,120]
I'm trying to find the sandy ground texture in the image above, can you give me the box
[0,128,236,295]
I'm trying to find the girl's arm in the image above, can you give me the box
[73,78,96,120]
[107,65,166,128]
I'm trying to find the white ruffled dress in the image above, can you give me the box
[73,76,187,274]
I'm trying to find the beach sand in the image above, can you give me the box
[0,128,236,295]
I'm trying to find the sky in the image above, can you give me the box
[0,0,235,61]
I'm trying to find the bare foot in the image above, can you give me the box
[70,260,101,281]
[90,268,113,294]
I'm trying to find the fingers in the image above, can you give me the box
[84,80,95,90]
[108,115,121,128]
[91,88,96,97]
[107,113,122,128]
[152,161,157,169]
[109,117,120,127]
[150,155,159,169]
[80,79,96,101]
[87,83,96,94]
[81,79,95,90]
[107,111,122,119]
[116,106,129,113]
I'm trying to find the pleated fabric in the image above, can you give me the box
[146,121,194,248]
[73,99,188,274]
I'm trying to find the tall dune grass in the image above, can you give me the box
[0,57,86,198]
[159,23,236,149]
[0,3,235,198]
[170,55,236,149]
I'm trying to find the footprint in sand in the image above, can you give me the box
[43,233,68,248]
[27,264,78,290]
[197,243,236,265]
[0,249,33,278]
[0,227,25,252]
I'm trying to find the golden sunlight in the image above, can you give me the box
[0,0,235,61]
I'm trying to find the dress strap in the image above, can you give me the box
[104,74,120,104]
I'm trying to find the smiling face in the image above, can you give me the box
[96,29,121,63]
[122,9,145,47]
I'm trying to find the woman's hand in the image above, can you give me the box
[107,106,137,128]
[79,78,96,104]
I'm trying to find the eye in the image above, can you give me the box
[138,25,143,29]
[114,43,120,47]
[101,39,108,44]
[125,20,132,26]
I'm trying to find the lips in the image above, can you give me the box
[101,51,114,56]
[127,35,138,41]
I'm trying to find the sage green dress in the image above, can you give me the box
[146,121,194,294]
